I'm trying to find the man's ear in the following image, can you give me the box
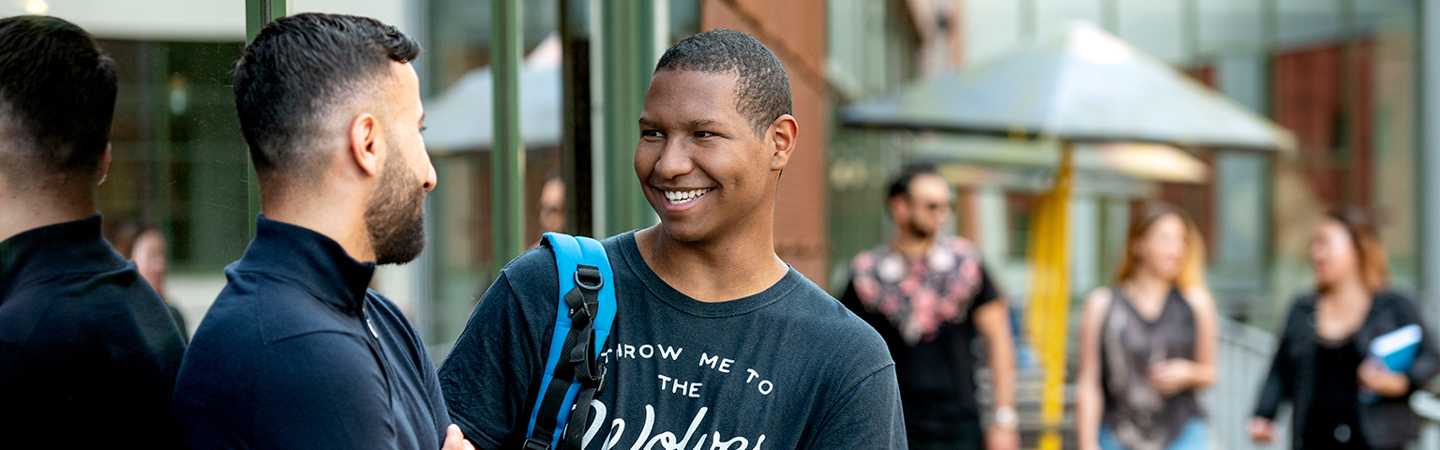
[889,195,908,220]
[349,113,382,177]
[98,144,112,186]
[768,114,798,171]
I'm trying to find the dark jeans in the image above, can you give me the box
[908,421,984,450]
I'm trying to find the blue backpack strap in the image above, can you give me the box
[524,233,616,450]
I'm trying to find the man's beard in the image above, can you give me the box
[904,214,935,240]
[365,154,427,265]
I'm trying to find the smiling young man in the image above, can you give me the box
[171,14,472,449]
[439,29,904,449]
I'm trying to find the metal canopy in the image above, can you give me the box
[842,22,1295,152]
[914,137,1210,184]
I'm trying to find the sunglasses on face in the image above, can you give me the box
[910,199,953,213]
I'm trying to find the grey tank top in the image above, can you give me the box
[1100,287,1204,450]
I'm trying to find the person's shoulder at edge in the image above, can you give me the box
[1081,286,1115,320]
[1264,292,1319,339]
[181,327,395,448]
[462,242,564,347]
[775,274,895,367]
[20,263,162,337]
[178,273,399,417]
[495,241,563,297]
[182,267,357,369]
[779,276,900,440]
[1374,288,1418,309]
[365,289,438,367]
[493,232,633,303]
[1286,291,1320,314]
[1368,288,1433,328]
[188,270,281,339]
[177,270,279,385]
[11,245,135,304]
[944,235,983,254]
[1178,284,1218,316]
[366,289,423,335]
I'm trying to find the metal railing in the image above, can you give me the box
[1208,317,1440,450]
[1411,391,1440,450]
[1200,317,1291,450]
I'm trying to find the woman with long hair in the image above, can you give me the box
[1077,203,1218,450]
[1249,206,1440,450]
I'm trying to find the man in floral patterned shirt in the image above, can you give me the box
[841,163,1019,450]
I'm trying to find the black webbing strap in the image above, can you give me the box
[524,265,605,450]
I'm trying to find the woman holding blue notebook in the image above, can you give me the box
[1250,206,1440,450]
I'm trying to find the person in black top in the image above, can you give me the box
[1076,203,1218,450]
[840,163,1019,450]
[439,29,905,449]
[170,13,473,450]
[1250,206,1440,450]
[0,15,187,448]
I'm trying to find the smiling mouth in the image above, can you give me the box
[662,188,712,205]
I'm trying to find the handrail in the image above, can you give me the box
[1414,391,1440,450]
[1203,316,1289,450]
[1413,390,1440,421]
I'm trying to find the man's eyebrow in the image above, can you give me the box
[637,118,723,129]
[686,119,720,129]
[419,113,426,126]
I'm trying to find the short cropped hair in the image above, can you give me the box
[234,13,419,180]
[0,16,117,184]
[887,162,941,200]
[655,29,791,136]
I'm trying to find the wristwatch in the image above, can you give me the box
[993,406,1018,431]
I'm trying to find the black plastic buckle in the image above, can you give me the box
[574,265,603,291]
[523,437,551,450]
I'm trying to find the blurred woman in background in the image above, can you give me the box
[109,220,187,343]
[1249,206,1440,450]
[1077,203,1218,450]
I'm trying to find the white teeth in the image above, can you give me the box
[663,188,711,204]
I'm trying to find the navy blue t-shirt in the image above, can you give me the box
[172,216,449,449]
[0,215,187,448]
[439,231,905,450]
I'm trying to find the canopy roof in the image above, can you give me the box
[423,36,562,152]
[842,22,1294,152]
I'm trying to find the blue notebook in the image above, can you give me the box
[1371,324,1423,372]
[1361,324,1422,404]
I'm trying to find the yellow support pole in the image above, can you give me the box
[1028,140,1075,450]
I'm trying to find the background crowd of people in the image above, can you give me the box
[847,163,1440,450]
[6,2,1440,450]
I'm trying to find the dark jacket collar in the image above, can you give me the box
[233,215,375,312]
[0,214,120,302]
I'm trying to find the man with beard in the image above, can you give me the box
[841,163,1019,450]
[172,14,473,450]
[0,16,186,448]
[440,29,903,449]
